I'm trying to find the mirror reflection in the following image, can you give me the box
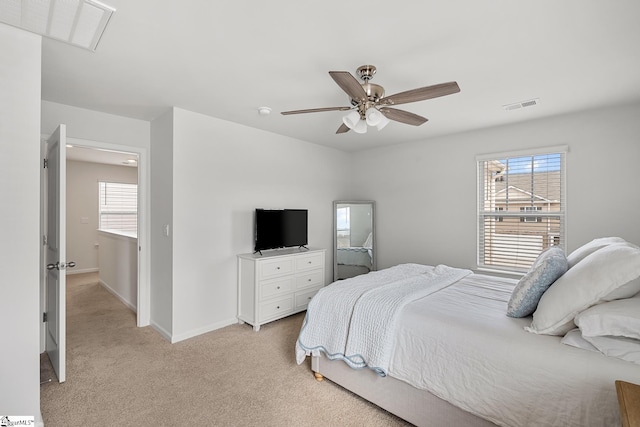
[334,201,376,281]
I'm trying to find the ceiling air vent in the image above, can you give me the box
[0,0,115,51]
[503,98,540,111]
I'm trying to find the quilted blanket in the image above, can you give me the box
[295,263,471,376]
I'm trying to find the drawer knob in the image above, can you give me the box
[276,306,280,309]
[308,261,312,264]
[276,267,280,270]
[277,286,280,289]
[308,279,311,282]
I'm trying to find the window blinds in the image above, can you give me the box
[98,181,137,233]
[477,147,567,272]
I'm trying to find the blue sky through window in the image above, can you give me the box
[500,153,561,174]
[336,207,350,230]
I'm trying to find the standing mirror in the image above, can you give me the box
[333,201,376,281]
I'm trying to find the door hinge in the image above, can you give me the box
[43,312,47,322]
[43,158,48,168]
[43,235,47,245]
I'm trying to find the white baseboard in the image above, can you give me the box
[150,321,172,342]
[66,267,99,275]
[98,279,137,313]
[170,317,238,344]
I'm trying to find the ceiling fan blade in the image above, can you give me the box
[281,106,351,115]
[336,123,350,134]
[329,71,367,102]
[380,81,460,106]
[379,107,428,126]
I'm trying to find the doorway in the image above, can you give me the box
[40,136,150,356]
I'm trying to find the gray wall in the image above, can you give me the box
[351,102,640,270]
[66,160,138,274]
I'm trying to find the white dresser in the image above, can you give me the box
[237,247,325,331]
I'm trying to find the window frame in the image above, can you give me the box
[476,145,567,273]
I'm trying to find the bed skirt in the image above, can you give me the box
[312,355,496,427]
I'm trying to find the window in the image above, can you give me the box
[520,206,542,222]
[336,206,351,248]
[477,147,566,272]
[98,181,138,234]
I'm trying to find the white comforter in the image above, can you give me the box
[298,266,640,426]
[296,263,471,375]
[389,274,640,427]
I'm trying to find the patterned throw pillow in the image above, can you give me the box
[507,247,568,318]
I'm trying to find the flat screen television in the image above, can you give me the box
[254,209,308,253]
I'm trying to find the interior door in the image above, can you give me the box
[45,125,67,383]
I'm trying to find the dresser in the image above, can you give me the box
[237,248,325,331]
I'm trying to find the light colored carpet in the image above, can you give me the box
[40,273,411,426]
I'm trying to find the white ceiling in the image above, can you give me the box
[39,0,640,152]
[66,145,138,166]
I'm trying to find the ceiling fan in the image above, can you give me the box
[281,65,460,134]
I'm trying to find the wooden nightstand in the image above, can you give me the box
[616,380,640,427]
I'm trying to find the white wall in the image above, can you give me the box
[97,231,138,310]
[66,160,137,273]
[0,24,42,419]
[168,107,352,341]
[42,101,150,148]
[351,102,640,270]
[149,109,174,338]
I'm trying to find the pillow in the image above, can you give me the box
[362,232,373,248]
[507,246,568,318]
[566,236,626,268]
[526,242,640,335]
[560,328,598,352]
[574,298,640,340]
[582,335,640,365]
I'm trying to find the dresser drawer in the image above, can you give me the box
[295,270,323,291]
[295,287,321,310]
[260,296,294,320]
[260,277,294,300]
[259,258,294,279]
[296,253,324,272]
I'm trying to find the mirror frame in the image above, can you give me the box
[333,200,376,282]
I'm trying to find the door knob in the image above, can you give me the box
[46,261,76,270]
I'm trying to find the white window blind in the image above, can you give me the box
[98,181,138,234]
[477,147,566,272]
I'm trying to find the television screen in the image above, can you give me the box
[254,209,308,252]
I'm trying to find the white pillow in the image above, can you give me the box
[560,328,598,352]
[526,242,640,335]
[566,237,626,268]
[582,335,640,365]
[574,298,640,340]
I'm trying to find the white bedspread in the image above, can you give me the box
[388,274,640,427]
[296,263,471,375]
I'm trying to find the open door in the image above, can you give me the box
[44,125,69,383]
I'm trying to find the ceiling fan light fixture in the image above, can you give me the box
[352,119,367,134]
[375,114,390,131]
[365,107,383,126]
[342,110,361,129]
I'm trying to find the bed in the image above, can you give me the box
[296,238,640,426]
[336,232,374,278]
